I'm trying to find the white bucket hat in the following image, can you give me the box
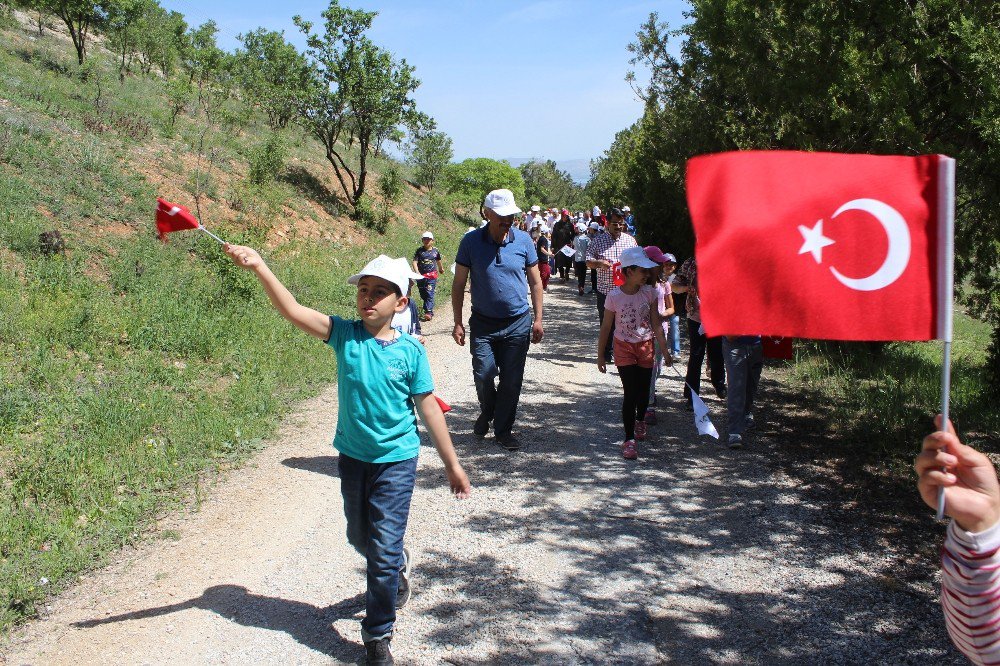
[347,255,423,296]
[483,189,522,216]
[618,246,658,269]
[592,206,602,216]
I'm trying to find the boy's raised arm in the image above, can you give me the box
[225,243,332,341]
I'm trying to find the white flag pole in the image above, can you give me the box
[197,224,227,245]
[936,155,956,520]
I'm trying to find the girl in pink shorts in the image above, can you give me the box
[597,247,671,459]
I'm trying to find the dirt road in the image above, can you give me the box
[4,281,962,664]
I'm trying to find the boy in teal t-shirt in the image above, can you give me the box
[224,246,471,666]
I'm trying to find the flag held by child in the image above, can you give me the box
[686,151,954,341]
[155,197,199,241]
[691,390,719,439]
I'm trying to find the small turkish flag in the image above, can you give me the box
[155,197,199,241]
[762,336,794,360]
[687,151,954,341]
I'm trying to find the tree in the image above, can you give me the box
[35,0,107,64]
[617,1,1000,384]
[133,6,185,76]
[294,0,424,209]
[104,0,152,80]
[520,159,586,210]
[180,20,223,100]
[234,28,310,129]
[407,129,452,190]
[442,158,525,214]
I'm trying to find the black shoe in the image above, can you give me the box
[715,385,728,399]
[473,413,490,437]
[365,638,394,665]
[396,547,412,609]
[495,434,521,451]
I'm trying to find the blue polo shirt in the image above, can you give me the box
[456,226,538,319]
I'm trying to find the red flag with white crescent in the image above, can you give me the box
[686,151,954,341]
[155,197,199,241]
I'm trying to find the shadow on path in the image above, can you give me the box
[73,586,364,662]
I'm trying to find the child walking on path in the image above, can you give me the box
[597,246,671,460]
[412,231,445,322]
[642,246,675,426]
[223,245,471,666]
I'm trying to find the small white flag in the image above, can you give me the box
[559,245,576,258]
[691,390,719,439]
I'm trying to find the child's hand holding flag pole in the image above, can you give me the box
[156,197,227,244]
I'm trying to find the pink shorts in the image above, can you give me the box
[614,337,655,368]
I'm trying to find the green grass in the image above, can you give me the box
[0,22,467,631]
[789,309,999,461]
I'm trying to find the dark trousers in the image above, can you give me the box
[684,318,725,402]
[574,261,587,290]
[417,277,436,315]
[338,453,417,642]
[470,310,531,438]
[723,337,763,435]
[590,267,597,292]
[596,292,615,360]
[555,252,571,279]
[618,364,653,440]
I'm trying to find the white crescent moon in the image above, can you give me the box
[829,198,910,292]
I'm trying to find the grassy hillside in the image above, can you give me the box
[0,16,467,631]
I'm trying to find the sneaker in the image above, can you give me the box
[420,313,433,322]
[644,409,657,425]
[728,433,743,449]
[622,439,638,460]
[634,421,647,441]
[745,412,756,430]
[495,434,521,451]
[473,413,490,437]
[396,547,412,609]
[365,638,394,665]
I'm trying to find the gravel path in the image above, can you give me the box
[5,281,964,665]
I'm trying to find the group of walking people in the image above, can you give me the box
[216,186,989,665]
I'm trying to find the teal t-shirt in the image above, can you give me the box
[326,316,433,463]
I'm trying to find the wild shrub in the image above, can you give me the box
[378,164,404,205]
[247,132,286,185]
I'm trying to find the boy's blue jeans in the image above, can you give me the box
[338,453,417,643]
[469,309,531,439]
[418,277,437,315]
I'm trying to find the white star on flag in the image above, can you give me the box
[798,219,836,263]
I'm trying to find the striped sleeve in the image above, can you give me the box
[942,519,1000,665]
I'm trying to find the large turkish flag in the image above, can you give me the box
[686,151,954,341]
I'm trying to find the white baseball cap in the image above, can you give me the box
[421,230,434,239]
[347,255,423,296]
[483,189,522,216]
[619,246,658,269]
[622,205,631,212]
[575,222,587,232]
[588,221,600,230]
[592,206,601,216]
[530,205,541,212]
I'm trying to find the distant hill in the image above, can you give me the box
[505,157,592,185]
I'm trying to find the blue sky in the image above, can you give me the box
[159,1,690,163]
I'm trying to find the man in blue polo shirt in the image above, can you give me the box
[452,189,545,451]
